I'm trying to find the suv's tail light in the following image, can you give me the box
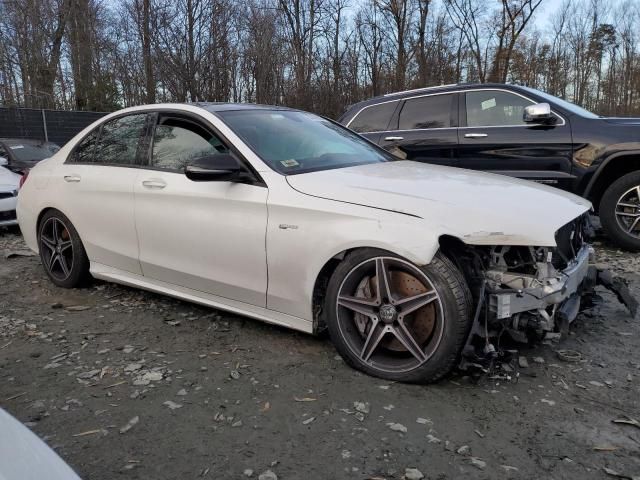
[18,169,29,189]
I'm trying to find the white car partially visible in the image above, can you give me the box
[0,158,20,227]
[0,408,81,480]
[17,103,598,383]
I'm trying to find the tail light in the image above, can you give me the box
[18,169,30,189]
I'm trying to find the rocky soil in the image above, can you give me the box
[1,227,639,480]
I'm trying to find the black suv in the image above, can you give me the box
[339,83,640,251]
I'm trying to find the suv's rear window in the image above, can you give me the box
[348,102,397,133]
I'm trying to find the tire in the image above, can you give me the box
[324,248,472,383]
[37,209,91,288]
[599,171,640,251]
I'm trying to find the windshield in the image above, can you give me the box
[519,86,600,119]
[7,142,60,162]
[217,110,392,174]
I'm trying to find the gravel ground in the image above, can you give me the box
[1,227,639,480]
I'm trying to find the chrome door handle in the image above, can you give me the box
[384,136,404,141]
[63,175,81,183]
[464,133,488,138]
[142,179,167,189]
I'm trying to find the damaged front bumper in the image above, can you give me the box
[489,244,592,331]
[460,237,637,368]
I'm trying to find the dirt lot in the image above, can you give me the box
[1,227,639,480]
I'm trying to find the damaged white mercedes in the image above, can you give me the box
[16,103,637,383]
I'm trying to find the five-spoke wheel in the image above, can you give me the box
[614,186,640,239]
[37,210,90,288]
[40,217,74,281]
[601,171,640,251]
[325,249,472,383]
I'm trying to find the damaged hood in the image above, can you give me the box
[287,161,591,246]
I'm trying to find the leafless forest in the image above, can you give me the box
[1,0,639,118]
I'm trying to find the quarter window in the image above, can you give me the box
[398,94,453,130]
[151,117,229,171]
[69,129,98,163]
[93,114,147,165]
[349,102,397,133]
[465,91,534,127]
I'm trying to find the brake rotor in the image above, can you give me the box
[353,269,436,352]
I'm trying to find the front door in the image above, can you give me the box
[134,112,269,307]
[457,89,575,190]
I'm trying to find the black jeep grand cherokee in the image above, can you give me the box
[339,83,640,251]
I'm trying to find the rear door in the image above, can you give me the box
[457,89,574,189]
[58,113,148,274]
[378,93,459,166]
[346,100,400,145]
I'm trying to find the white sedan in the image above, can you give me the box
[0,160,20,227]
[18,103,594,382]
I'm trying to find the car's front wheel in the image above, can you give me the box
[38,209,90,288]
[324,249,472,383]
[600,171,640,251]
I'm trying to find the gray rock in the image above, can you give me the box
[176,388,188,396]
[469,457,486,470]
[518,356,529,368]
[258,470,277,480]
[119,416,139,434]
[243,469,254,477]
[456,445,471,455]
[77,369,100,379]
[163,400,182,410]
[353,401,370,414]
[387,423,407,433]
[405,468,424,480]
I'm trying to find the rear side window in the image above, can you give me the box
[348,102,397,133]
[92,114,147,165]
[398,94,453,130]
[151,117,229,171]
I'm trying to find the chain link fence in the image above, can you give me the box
[0,108,108,147]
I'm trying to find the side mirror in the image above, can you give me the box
[0,156,8,167]
[184,153,246,182]
[523,102,554,124]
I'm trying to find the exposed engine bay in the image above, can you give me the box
[442,214,638,371]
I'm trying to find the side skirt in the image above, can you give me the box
[90,263,314,334]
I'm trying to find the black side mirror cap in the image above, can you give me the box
[184,153,248,182]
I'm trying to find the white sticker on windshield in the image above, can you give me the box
[9,145,24,149]
[280,159,299,167]
[481,98,496,110]
[270,114,286,119]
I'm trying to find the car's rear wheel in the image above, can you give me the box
[600,171,640,251]
[38,210,90,288]
[324,249,472,383]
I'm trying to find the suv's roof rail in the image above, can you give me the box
[382,84,459,97]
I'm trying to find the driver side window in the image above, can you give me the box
[465,91,534,127]
[151,116,229,171]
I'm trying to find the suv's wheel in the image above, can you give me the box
[38,210,90,288]
[600,171,640,251]
[324,249,472,383]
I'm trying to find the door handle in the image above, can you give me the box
[142,179,167,189]
[464,133,488,138]
[63,175,81,183]
[384,136,404,141]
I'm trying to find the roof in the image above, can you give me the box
[189,102,296,113]
[338,83,531,122]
